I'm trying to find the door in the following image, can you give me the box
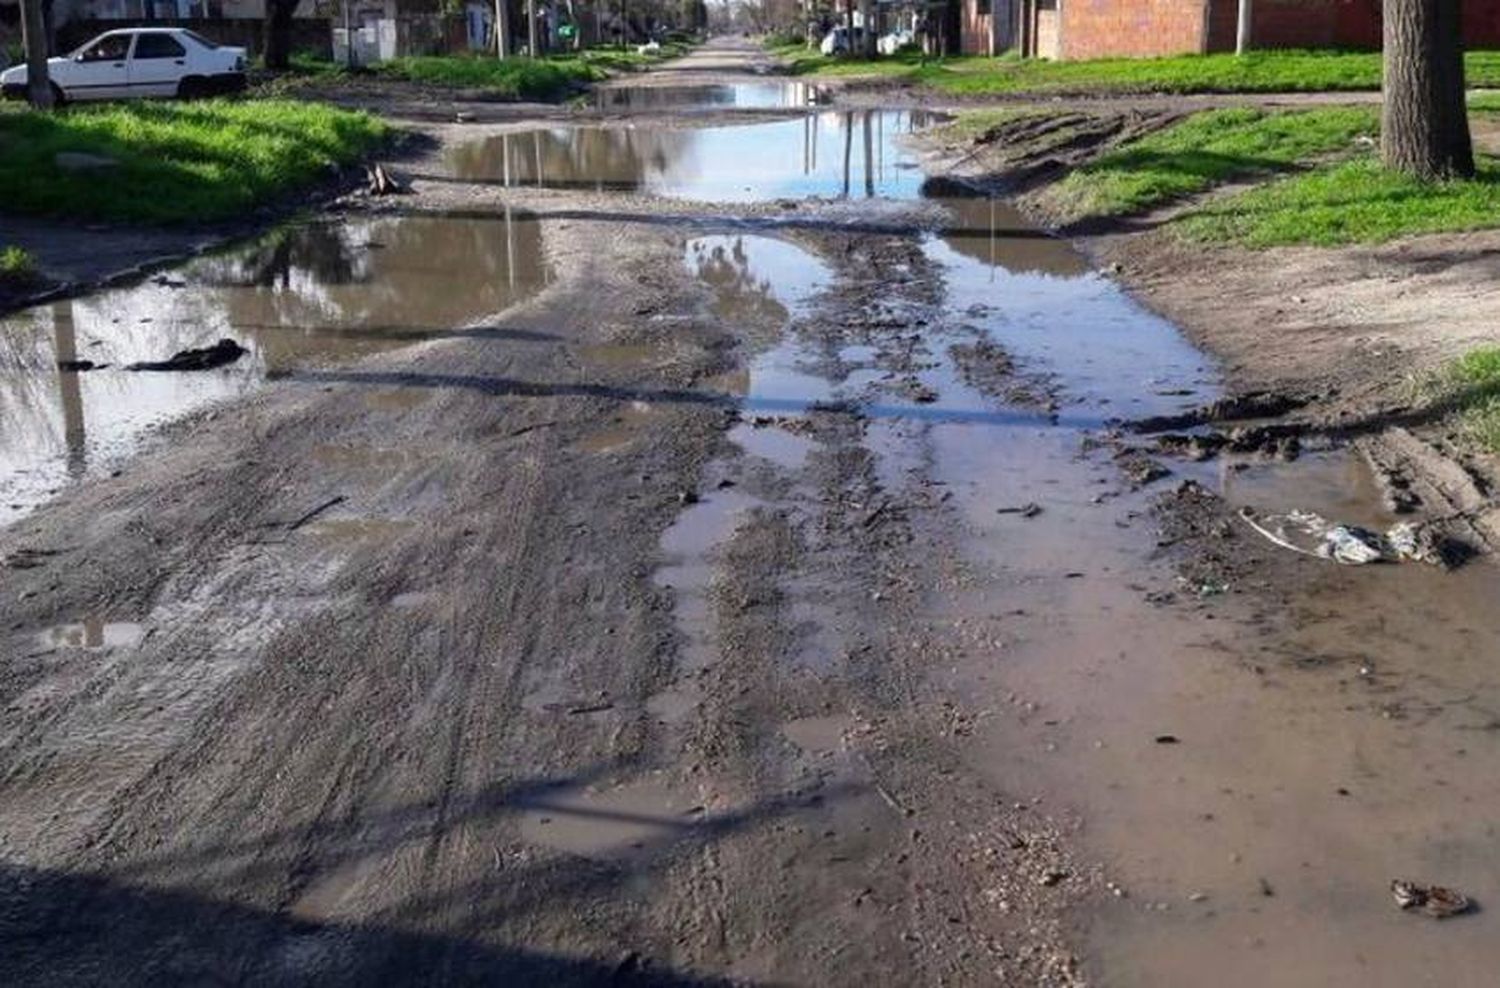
[129,33,189,97]
[62,32,134,100]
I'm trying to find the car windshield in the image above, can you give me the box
[182,30,219,49]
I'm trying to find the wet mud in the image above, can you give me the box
[3,36,1499,988]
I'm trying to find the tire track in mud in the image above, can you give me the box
[647,227,1091,984]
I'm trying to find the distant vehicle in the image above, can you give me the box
[0,28,247,104]
[877,29,915,55]
[819,26,869,56]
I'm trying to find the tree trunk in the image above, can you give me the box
[1382,0,1474,180]
[263,0,296,71]
[1235,0,1252,55]
[496,0,510,57]
[858,0,873,55]
[990,0,1014,56]
[526,0,539,55]
[19,0,53,109]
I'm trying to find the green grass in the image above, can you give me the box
[1042,107,1377,222]
[0,244,37,286]
[0,99,388,223]
[1179,155,1500,246]
[772,45,1500,96]
[1473,91,1500,112]
[376,42,690,98]
[375,55,603,98]
[1426,346,1500,450]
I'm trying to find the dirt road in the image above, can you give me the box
[5,38,1500,988]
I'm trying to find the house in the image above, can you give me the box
[962,0,1500,61]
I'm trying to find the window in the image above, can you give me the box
[76,34,133,62]
[183,30,220,50]
[134,35,187,59]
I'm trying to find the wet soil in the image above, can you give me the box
[6,37,1500,988]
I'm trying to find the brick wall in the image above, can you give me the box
[1059,0,1207,60]
[1207,0,1500,54]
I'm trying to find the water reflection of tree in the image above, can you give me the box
[934,196,1089,279]
[688,236,790,330]
[451,127,686,190]
[194,214,551,369]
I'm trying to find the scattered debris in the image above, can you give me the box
[127,338,246,372]
[1154,735,1180,745]
[996,502,1042,518]
[1391,880,1473,919]
[1237,508,1440,566]
[366,163,411,196]
[1116,451,1171,488]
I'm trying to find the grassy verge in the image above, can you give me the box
[0,99,388,224]
[1426,347,1500,451]
[375,55,603,98]
[769,43,1500,96]
[375,42,691,98]
[1473,92,1500,112]
[1179,155,1500,246]
[1041,107,1377,222]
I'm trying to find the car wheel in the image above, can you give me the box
[49,82,66,107]
[176,77,206,100]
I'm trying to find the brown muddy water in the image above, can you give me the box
[0,212,550,525]
[633,185,1500,982]
[8,91,1500,985]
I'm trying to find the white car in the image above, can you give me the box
[0,28,247,104]
[819,27,869,56]
[878,29,914,55]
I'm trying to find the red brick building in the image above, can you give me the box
[961,0,1500,60]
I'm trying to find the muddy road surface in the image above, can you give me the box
[5,38,1500,988]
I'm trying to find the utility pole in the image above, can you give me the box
[19,0,54,109]
[1235,0,1252,55]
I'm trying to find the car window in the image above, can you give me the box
[182,31,220,49]
[134,35,187,59]
[77,34,132,62]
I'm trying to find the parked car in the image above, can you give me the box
[877,29,915,55]
[819,26,869,56]
[0,28,247,104]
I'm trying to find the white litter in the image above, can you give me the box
[1238,508,1419,565]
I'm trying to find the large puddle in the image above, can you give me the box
[594,80,827,111]
[0,212,550,524]
[446,110,938,200]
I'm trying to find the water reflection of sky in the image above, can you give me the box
[448,110,938,201]
[595,81,826,111]
[0,212,550,526]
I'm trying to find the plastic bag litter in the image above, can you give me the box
[1238,509,1422,565]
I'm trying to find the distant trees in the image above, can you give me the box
[1382,0,1474,180]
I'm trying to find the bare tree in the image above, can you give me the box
[263,0,297,71]
[858,0,873,55]
[1382,0,1474,180]
[19,0,54,109]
